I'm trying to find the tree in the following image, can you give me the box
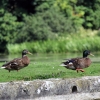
[0,9,23,52]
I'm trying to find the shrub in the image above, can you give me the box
[0,9,23,53]
[14,6,78,43]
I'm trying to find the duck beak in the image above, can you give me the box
[28,52,33,55]
[90,53,94,56]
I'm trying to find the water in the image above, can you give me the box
[0,52,99,63]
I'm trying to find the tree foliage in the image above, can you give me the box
[0,9,23,52]
[14,6,76,43]
[0,0,100,52]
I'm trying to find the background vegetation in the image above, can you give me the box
[0,0,100,53]
[7,35,100,54]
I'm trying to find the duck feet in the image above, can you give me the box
[76,69,84,73]
[17,70,19,72]
[9,70,11,72]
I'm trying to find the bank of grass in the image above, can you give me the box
[7,36,100,54]
[0,60,100,82]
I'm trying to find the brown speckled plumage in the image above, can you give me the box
[61,50,94,72]
[1,49,32,72]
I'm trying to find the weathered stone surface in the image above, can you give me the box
[0,76,100,100]
[33,92,100,100]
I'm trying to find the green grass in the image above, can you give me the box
[0,60,100,82]
[7,36,100,54]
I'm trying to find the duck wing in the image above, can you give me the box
[61,57,82,70]
[1,58,22,70]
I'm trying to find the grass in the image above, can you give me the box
[7,36,100,54]
[2,32,100,82]
[0,59,100,82]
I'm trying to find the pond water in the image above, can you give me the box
[0,52,99,63]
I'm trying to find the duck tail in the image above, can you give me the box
[60,63,67,67]
[1,66,6,69]
[60,60,70,66]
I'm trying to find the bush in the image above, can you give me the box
[14,6,78,43]
[0,9,23,53]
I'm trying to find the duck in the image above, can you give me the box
[1,49,32,72]
[61,50,94,73]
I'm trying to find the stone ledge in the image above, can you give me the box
[0,76,100,100]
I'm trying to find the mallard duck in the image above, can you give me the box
[1,49,32,72]
[61,50,94,72]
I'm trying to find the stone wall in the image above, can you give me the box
[0,76,100,100]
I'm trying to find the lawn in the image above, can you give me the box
[0,59,100,82]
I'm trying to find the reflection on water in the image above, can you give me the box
[0,52,99,63]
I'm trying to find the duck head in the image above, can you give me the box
[22,49,32,57]
[83,50,94,58]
